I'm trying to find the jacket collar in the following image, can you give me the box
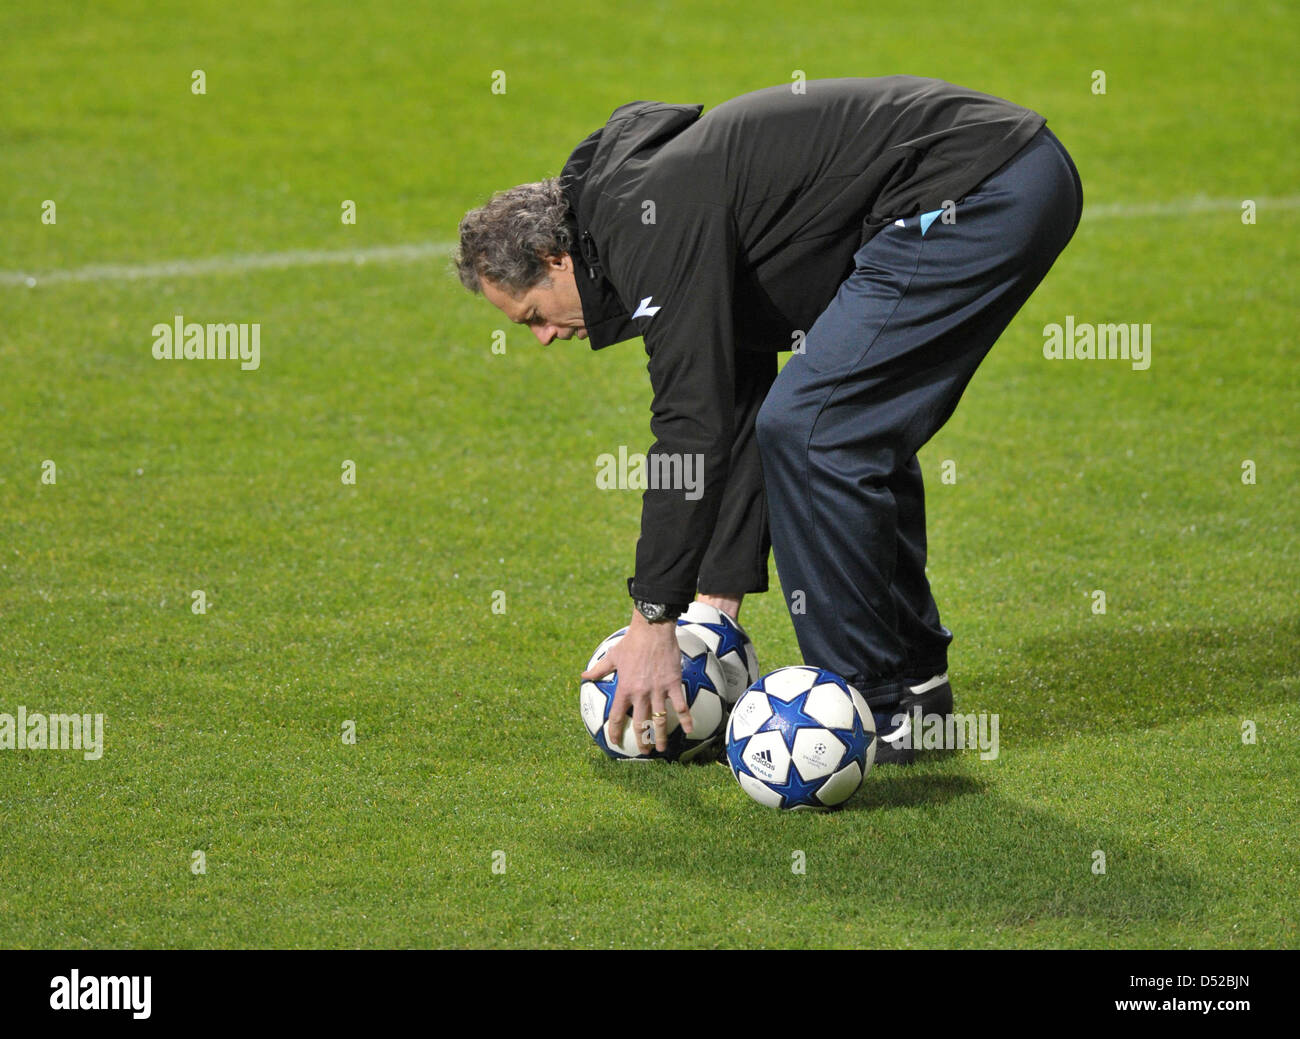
[559,127,636,350]
[558,102,704,350]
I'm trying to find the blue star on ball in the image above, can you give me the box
[693,619,746,661]
[678,649,719,705]
[756,689,826,747]
[772,759,835,809]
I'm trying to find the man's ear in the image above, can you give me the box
[545,253,573,274]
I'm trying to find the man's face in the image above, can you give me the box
[480,253,588,345]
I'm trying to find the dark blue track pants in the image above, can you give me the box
[755,127,1083,705]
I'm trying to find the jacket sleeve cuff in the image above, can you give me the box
[628,577,694,608]
[696,565,769,596]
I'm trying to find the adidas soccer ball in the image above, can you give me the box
[579,626,728,762]
[676,602,760,705]
[726,666,876,809]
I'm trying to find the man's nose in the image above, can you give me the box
[533,325,558,345]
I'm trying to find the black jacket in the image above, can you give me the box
[559,76,1045,605]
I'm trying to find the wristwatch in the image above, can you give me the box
[628,578,687,623]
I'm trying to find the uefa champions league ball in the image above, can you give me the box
[676,602,760,706]
[726,666,876,809]
[579,626,728,762]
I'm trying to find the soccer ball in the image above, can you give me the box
[726,666,876,809]
[579,626,728,762]
[676,602,760,705]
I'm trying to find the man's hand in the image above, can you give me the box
[696,593,743,621]
[580,612,693,753]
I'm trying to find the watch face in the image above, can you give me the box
[637,600,667,622]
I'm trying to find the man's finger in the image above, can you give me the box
[650,690,671,752]
[667,681,694,736]
[605,687,630,747]
[631,696,653,754]
[580,656,616,681]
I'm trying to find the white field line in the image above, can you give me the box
[1082,194,1300,219]
[2,195,1296,288]
[1,241,455,288]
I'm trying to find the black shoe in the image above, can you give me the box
[871,709,916,765]
[871,673,953,766]
[899,672,953,720]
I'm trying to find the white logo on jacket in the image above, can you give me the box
[632,296,661,320]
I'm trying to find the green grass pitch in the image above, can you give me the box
[1,0,1296,948]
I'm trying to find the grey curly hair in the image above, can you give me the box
[454,178,574,295]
